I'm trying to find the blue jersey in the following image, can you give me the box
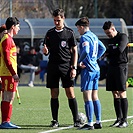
[78,30,106,72]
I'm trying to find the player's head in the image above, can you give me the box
[52,8,65,30]
[103,21,117,38]
[75,17,89,27]
[5,17,20,35]
[6,17,19,30]
[0,24,7,39]
[75,17,89,35]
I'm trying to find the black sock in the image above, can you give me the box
[121,98,128,122]
[68,98,79,122]
[114,98,122,121]
[51,98,59,121]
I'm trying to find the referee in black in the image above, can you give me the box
[43,8,80,127]
[103,21,128,128]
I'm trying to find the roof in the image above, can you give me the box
[65,18,128,39]
[0,18,128,39]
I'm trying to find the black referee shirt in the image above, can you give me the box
[44,26,77,64]
[106,32,128,66]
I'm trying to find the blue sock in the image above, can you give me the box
[93,100,101,122]
[85,101,94,124]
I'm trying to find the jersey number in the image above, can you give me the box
[92,41,98,57]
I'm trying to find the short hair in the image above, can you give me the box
[30,46,35,51]
[5,17,20,30]
[102,21,114,30]
[0,24,6,33]
[75,17,89,27]
[52,8,65,17]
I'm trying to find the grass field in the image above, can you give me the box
[0,86,133,133]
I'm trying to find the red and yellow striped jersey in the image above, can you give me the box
[0,33,17,76]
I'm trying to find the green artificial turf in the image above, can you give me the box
[0,86,133,133]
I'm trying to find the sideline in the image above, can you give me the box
[38,116,133,133]
[102,116,133,123]
[38,126,73,133]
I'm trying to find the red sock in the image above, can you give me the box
[1,101,12,123]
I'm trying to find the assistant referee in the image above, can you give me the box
[103,21,128,128]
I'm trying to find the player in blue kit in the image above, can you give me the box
[75,17,106,130]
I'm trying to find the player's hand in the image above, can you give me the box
[12,74,19,82]
[78,62,86,69]
[43,44,49,54]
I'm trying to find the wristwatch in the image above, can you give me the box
[72,66,77,70]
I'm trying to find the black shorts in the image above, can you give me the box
[106,64,128,91]
[46,62,74,88]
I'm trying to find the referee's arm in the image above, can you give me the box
[71,45,78,67]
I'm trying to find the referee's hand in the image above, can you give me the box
[43,44,49,55]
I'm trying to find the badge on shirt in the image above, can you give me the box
[82,41,89,47]
[61,41,66,47]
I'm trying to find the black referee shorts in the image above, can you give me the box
[46,63,74,88]
[106,64,128,91]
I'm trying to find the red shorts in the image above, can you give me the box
[1,76,18,92]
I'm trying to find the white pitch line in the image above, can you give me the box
[101,115,133,123]
[38,116,133,133]
[38,126,73,133]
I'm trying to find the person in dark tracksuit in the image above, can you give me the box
[103,21,128,128]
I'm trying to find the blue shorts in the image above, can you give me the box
[81,69,100,92]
